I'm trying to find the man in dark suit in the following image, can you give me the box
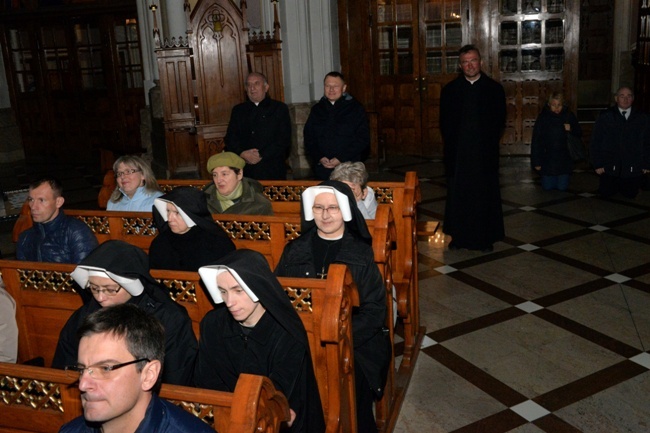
[224,73,292,180]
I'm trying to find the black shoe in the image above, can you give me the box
[480,245,493,253]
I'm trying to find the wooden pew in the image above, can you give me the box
[96,171,424,367]
[10,205,417,433]
[14,173,423,367]
[0,363,289,433]
[0,260,358,433]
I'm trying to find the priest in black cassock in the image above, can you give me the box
[440,44,506,253]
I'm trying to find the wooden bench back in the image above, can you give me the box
[0,363,289,433]
[15,172,421,350]
[0,260,358,433]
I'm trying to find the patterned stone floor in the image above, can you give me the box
[382,156,650,433]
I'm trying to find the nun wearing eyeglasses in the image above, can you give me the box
[274,180,391,433]
[193,249,325,433]
[51,240,197,386]
[149,187,235,271]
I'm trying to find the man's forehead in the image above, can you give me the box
[247,75,264,84]
[80,331,126,350]
[325,77,344,85]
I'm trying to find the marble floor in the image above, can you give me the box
[1,156,649,433]
[383,156,650,433]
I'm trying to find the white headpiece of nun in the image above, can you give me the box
[198,265,259,304]
[71,266,144,296]
[301,185,353,222]
[153,198,197,229]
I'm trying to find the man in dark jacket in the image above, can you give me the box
[17,177,98,263]
[590,86,650,198]
[58,304,213,433]
[440,45,506,253]
[225,72,292,180]
[304,72,370,180]
[275,181,391,433]
[52,241,197,386]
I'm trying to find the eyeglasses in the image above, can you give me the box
[65,358,150,380]
[312,205,340,215]
[115,168,141,178]
[87,284,122,296]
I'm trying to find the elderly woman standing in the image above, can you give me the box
[150,187,235,271]
[531,92,582,191]
[107,155,163,211]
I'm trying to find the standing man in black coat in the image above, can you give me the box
[590,86,650,198]
[225,72,291,180]
[304,72,370,180]
[440,44,507,253]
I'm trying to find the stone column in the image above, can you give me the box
[137,0,160,103]
[163,0,188,42]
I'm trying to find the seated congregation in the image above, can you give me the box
[4,154,423,433]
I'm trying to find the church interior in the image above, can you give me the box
[1,1,649,432]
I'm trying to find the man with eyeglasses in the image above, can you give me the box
[59,303,213,433]
[52,241,197,386]
[275,181,390,433]
[16,177,98,263]
[590,86,650,198]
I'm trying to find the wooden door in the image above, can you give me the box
[373,0,468,157]
[0,5,145,165]
[490,0,579,154]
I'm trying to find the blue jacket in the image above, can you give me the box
[59,393,214,433]
[107,186,163,211]
[16,211,98,263]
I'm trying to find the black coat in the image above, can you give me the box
[150,187,235,271]
[51,241,197,386]
[193,250,325,433]
[275,231,391,399]
[440,73,506,248]
[531,106,581,176]
[590,106,650,178]
[225,96,291,180]
[304,94,370,179]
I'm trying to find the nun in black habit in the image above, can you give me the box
[150,186,235,271]
[193,249,325,433]
[274,180,391,433]
[51,240,197,386]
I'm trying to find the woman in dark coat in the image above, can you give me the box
[150,186,235,271]
[531,92,582,191]
[194,249,325,433]
[274,180,391,433]
[51,240,197,386]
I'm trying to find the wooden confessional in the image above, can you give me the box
[154,0,284,178]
